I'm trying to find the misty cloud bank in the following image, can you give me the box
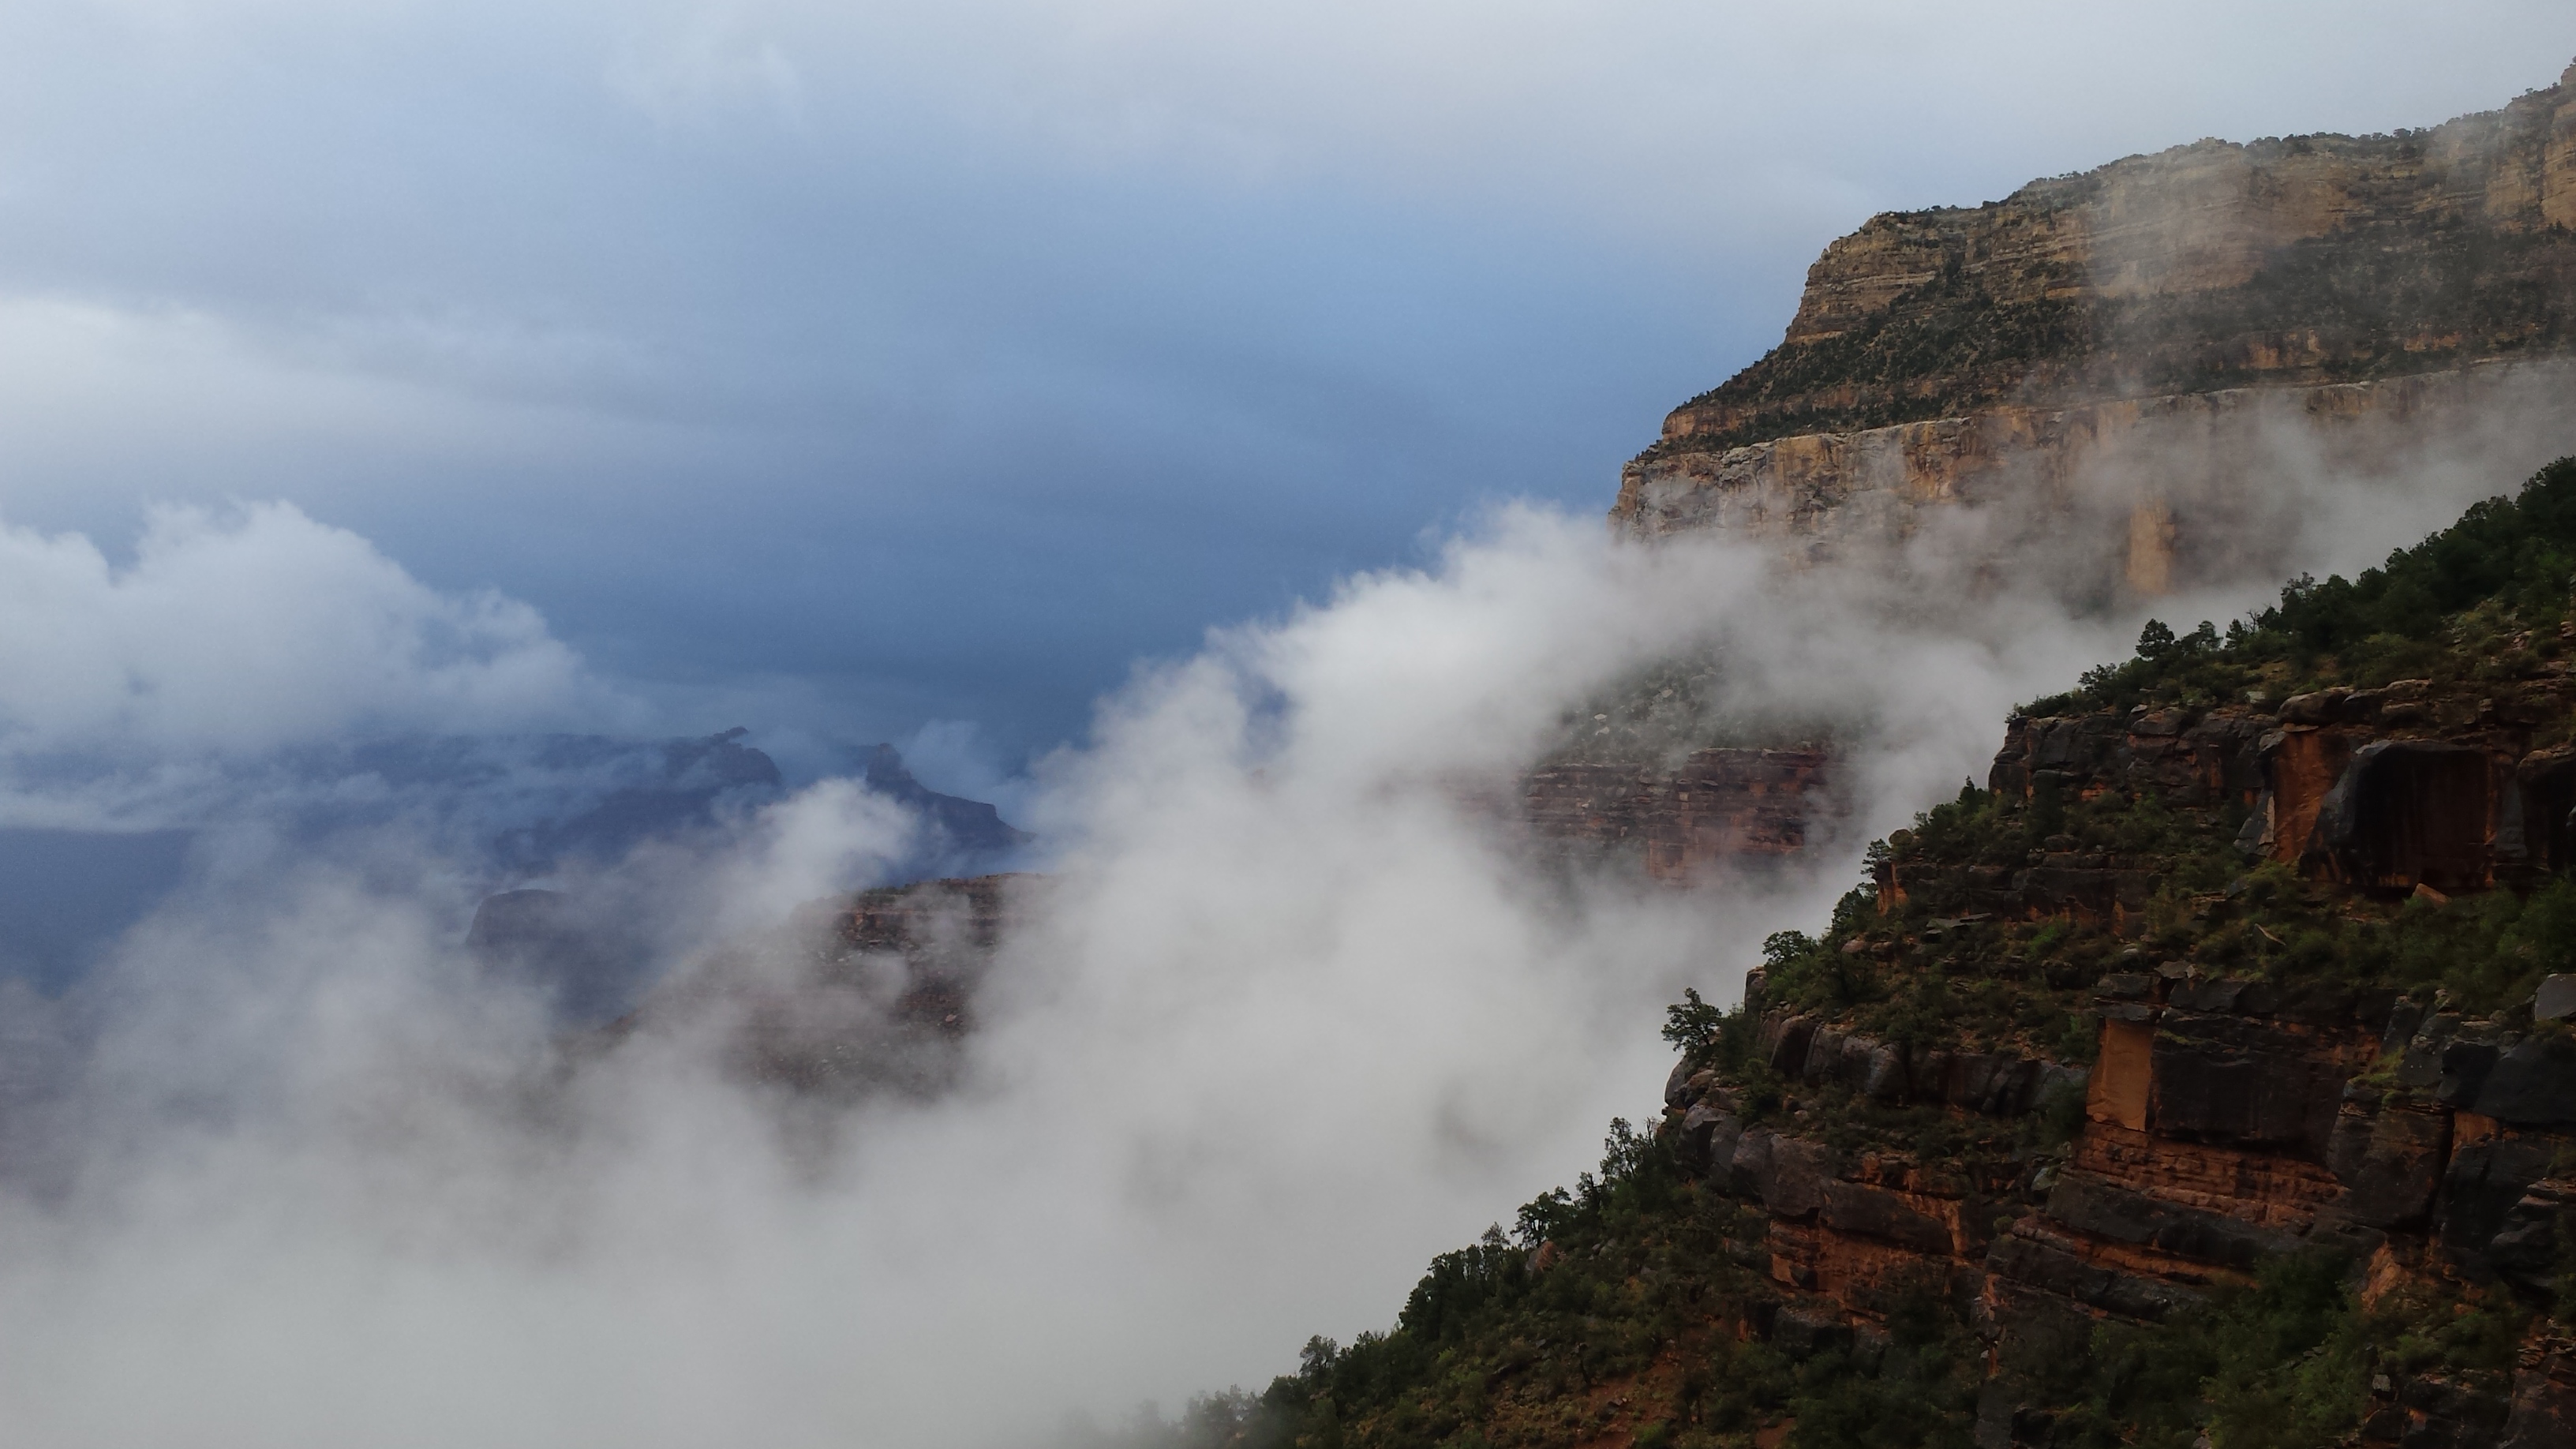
[1,5,2563,748]
[0,410,2549,1446]
[0,503,1039,994]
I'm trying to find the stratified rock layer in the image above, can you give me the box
[1523,746,1836,883]
[1615,62,2576,600]
[1657,657,2576,1447]
[621,873,1028,1101]
[1570,63,2576,892]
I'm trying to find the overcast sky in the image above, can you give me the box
[1,2,2569,772]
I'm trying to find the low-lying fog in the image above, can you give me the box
[0,421,2555,1445]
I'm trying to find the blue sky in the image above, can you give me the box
[0,2,2567,775]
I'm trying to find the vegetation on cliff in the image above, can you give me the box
[1144,460,2576,1449]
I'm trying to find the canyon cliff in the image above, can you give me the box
[1534,62,2576,884]
[1213,460,2576,1449]
[1614,61,2576,599]
[1196,58,2576,1436]
[597,872,1027,1103]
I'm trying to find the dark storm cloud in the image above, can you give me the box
[0,2,2565,760]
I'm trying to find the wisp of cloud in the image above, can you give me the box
[0,423,2555,1446]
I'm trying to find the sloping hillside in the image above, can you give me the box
[1184,459,2576,1449]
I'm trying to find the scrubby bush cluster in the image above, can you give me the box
[2030,457,2576,716]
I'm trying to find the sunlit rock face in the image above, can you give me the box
[1616,62,2576,600]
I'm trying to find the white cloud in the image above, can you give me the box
[0,499,606,758]
[0,399,2564,1441]
[0,496,2154,1445]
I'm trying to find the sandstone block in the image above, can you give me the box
[1676,1104,1743,1178]
[2043,1173,2295,1271]
[1985,1233,2199,1320]
[2535,975,2576,1023]
[2472,1035,2576,1127]
[2150,1009,2346,1157]
[2439,1135,2568,1279]
[1822,1181,1956,1256]
[2327,1103,2448,1230]
[1738,1131,1837,1220]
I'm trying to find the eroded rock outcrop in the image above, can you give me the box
[1642,654,2576,1445]
[615,872,1029,1100]
[1615,62,2576,602]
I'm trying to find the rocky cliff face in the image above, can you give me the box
[1649,545,2576,1443]
[1559,63,2576,888]
[1618,360,2576,597]
[1656,655,2576,1447]
[1523,747,1836,884]
[1615,62,2576,600]
[1231,463,2576,1449]
[612,872,1028,1102]
[1515,661,1850,885]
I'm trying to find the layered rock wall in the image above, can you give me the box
[1522,746,1837,883]
[623,873,1028,1099]
[1669,943,2576,1447]
[1982,666,2576,913]
[1616,61,2576,601]
[1657,661,2576,1443]
[1616,360,2576,599]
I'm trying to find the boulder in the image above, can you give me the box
[1822,1181,1956,1255]
[2503,1364,2576,1449]
[1855,1036,1916,1093]
[1663,1056,1696,1109]
[2150,1010,2344,1157]
[2280,690,2349,725]
[1949,1054,2040,1115]
[2326,1102,2448,1230]
[2536,975,2576,1023]
[2401,1376,2514,1447]
[2431,1039,2504,1110]
[2472,1035,2576,1128]
[2484,1186,2570,1297]
[2440,1135,2567,1279]
[1676,1104,1743,1178]
[1803,1027,1848,1085]
[1735,1130,1836,1220]
[2031,1062,2090,1114]
[1763,1013,1817,1078]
